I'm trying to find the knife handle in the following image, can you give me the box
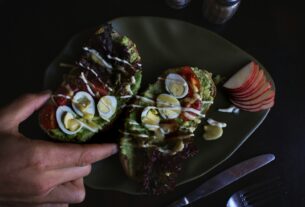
[166,196,190,207]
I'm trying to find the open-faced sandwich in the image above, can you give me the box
[119,66,216,194]
[39,24,142,142]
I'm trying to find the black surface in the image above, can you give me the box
[1,0,304,206]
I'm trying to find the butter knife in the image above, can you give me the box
[167,154,275,207]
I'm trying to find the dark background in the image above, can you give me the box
[0,0,304,206]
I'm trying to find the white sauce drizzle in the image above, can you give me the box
[207,118,227,128]
[83,47,112,70]
[129,121,140,125]
[122,131,149,138]
[51,94,71,105]
[76,120,98,133]
[182,108,205,118]
[107,54,133,68]
[202,100,214,104]
[78,61,114,92]
[128,104,144,108]
[80,72,96,97]
[144,124,160,129]
[120,95,133,99]
[140,144,172,154]
[135,95,155,103]
[52,94,71,99]
[218,106,240,114]
[183,112,198,120]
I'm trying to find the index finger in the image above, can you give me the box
[0,91,51,130]
[34,140,118,169]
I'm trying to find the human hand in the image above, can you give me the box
[0,91,118,207]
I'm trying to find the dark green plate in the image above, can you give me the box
[44,17,274,195]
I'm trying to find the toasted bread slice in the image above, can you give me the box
[120,66,216,194]
[39,24,143,142]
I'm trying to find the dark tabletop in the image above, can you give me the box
[1,0,304,206]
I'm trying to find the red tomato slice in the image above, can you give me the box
[53,85,71,106]
[89,79,108,97]
[68,74,108,98]
[190,99,202,111]
[179,66,201,97]
[39,104,57,130]
[180,99,203,121]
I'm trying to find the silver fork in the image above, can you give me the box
[226,177,286,207]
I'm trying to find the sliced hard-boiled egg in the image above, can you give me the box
[97,96,117,121]
[56,106,82,135]
[63,113,80,131]
[157,94,181,119]
[141,107,160,131]
[165,73,189,99]
[72,91,95,119]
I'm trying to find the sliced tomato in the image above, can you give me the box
[179,66,201,97]
[180,113,190,122]
[190,99,202,111]
[39,104,57,130]
[53,85,71,106]
[53,96,67,106]
[180,99,203,121]
[89,78,108,97]
[66,72,108,97]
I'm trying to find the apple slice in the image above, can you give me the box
[239,100,275,112]
[232,81,272,101]
[232,89,275,106]
[231,69,265,97]
[223,62,259,92]
[231,98,274,111]
[232,74,266,98]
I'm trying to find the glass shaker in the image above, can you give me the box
[166,0,192,9]
[202,0,241,24]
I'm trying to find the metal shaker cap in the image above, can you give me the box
[217,0,240,6]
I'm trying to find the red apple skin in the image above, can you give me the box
[232,82,272,101]
[231,89,275,106]
[224,62,259,92]
[231,76,267,98]
[224,61,276,112]
[243,100,275,112]
[231,97,273,109]
[231,98,274,112]
[231,69,266,97]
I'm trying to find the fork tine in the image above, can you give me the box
[243,187,284,206]
[240,177,285,207]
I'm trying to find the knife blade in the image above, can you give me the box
[167,154,275,207]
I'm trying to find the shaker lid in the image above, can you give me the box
[217,0,240,6]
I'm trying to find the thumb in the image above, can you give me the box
[0,91,51,130]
